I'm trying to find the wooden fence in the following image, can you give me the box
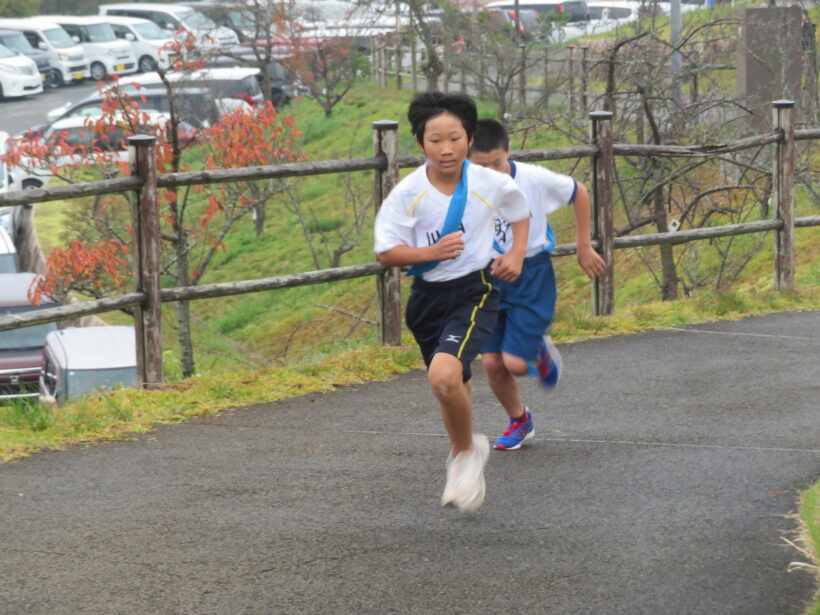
[0,101,817,387]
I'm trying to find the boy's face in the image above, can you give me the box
[469,146,510,175]
[419,112,472,178]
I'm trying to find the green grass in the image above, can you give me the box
[797,483,820,615]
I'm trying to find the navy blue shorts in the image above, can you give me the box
[481,251,556,362]
[406,267,500,383]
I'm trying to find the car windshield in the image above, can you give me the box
[226,9,256,29]
[0,32,35,54]
[0,306,57,351]
[86,23,117,43]
[43,27,75,49]
[133,21,168,40]
[176,9,217,30]
[0,43,16,59]
[67,366,135,399]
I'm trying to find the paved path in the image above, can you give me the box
[1,311,818,614]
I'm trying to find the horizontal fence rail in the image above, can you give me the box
[0,102,816,388]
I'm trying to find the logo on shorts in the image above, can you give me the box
[445,334,462,343]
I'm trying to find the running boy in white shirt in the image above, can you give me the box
[469,118,606,451]
[374,93,530,512]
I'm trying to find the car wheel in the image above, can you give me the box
[90,62,106,81]
[138,55,156,73]
[22,180,42,190]
[45,69,62,89]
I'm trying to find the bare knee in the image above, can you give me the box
[428,355,464,400]
[502,353,528,377]
[482,352,505,378]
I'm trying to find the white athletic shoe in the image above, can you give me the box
[440,434,490,512]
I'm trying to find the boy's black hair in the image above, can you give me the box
[471,118,510,153]
[407,92,477,144]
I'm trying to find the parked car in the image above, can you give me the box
[486,0,590,23]
[101,15,176,72]
[0,226,19,274]
[39,326,137,406]
[40,85,217,132]
[113,66,265,107]
[40,15,137,81]
[0,17,90,87]
[484,7,543,39]
[0,28,54,88]
[98,3,240,56]
[13,111,199,189]
[0,41,44,100]
[0,272,57,401]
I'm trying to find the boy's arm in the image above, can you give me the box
[572,182,607,279]
[490,217,528,282]
[377,231,465,268]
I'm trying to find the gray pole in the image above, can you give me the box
[670,0,682,104]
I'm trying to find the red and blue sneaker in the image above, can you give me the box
[531,335,562,389]
[494,408,534,451]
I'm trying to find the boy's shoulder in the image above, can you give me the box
[515,160,571,183]
[468,162,517,190]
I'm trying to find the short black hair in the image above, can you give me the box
[407,92,477,144]
[471,118,510,153]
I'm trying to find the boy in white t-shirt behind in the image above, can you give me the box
[374,93,530,512]
[469,118,606,451]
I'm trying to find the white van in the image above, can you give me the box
[0,43,43,100]
[39,326,137,406]
[98,3,240,55]
[0,17,90,86]
[41,15,137,81]
[102,15,175,72]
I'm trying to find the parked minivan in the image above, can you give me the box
[0,17,90,87]
[0,28,53,88]
[0,273,57,401]
[41,15,137,81]
[39,326,137,406]
[98,3,240,55]
[102,15,175,72]
[485,0,590,23]
[0,41,43,100]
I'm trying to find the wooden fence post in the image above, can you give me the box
[589,111,615,316]
[128,134,163,387]
[519,43,527,107]
[568,44,576,117]
[772,100,795,292]
[395,32,403,90]
[372,121,402,346]
[580,45,589,114]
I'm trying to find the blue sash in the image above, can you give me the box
[406,160,471,278]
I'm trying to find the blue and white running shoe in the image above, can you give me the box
[494,408,534,451]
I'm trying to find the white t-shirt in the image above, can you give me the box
[493,161,577,256]
[374,162,529,282]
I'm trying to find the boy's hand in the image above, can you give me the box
[491,251,524,282]
[430,231,465,261]
[577,245,606,279]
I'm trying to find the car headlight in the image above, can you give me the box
[0,64,23,75]
[106,49,117,56]
[58,52,70,60]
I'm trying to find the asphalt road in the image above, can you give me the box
[1,311,818,614]
[0,82,97,137]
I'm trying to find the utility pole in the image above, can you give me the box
[670,0,682,105]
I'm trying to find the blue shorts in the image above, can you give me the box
[406,267,500,383]
[481,251,556,362]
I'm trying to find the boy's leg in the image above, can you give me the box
[429,352,474,454]
[483,351,526,420]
